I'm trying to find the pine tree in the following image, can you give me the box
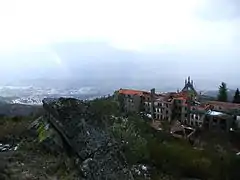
[233,88,240,104]
[217,82,228,102]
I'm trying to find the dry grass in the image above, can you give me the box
[0,117,31,139]
[0,117,79,180]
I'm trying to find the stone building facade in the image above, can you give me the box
[115,77,198,121]
[116,77,240,132]
[114,89,150,113]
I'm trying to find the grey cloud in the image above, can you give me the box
[1,41,239,90]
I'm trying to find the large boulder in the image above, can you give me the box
[42,98,133,180]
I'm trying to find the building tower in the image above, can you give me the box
[182,76,197,96]
[150,88,155,121]
[182,76,198,124]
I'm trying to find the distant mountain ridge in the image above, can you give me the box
[1,41,239,90]
[203,89,237,102]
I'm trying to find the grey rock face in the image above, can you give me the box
[42,98,133,180]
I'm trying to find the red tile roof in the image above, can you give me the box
[118,89,150,96]
[207,101,240,109]
[174,97,187,101]
[174,91,189,99]
[155,91,190,104]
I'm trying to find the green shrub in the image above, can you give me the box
[93,97,240,179]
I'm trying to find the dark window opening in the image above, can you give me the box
[213,118,217,123]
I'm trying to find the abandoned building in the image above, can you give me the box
[115,77,240,132]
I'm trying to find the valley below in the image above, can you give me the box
[0,85,105,105]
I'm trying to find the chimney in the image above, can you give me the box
[185,79,187,85]
[150,88,155,120]
[188,76,190,83]
[191,80,193,85]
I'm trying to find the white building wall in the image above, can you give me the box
[190,113,203,127]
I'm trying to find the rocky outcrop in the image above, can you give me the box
[42,98,133,180]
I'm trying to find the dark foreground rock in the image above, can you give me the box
[42,98,134,180]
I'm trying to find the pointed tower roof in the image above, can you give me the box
[181,76,197,96]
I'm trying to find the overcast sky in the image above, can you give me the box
[0,0,239,87]
[0,0,238,52]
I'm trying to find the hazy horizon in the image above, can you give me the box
[0,0,239,90]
